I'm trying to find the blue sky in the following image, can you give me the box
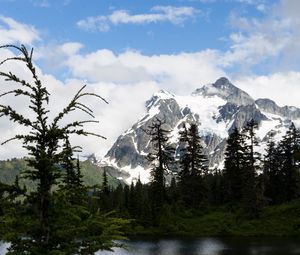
[0,0,269,55]
[0,0,300,159]
[0,0,294,77]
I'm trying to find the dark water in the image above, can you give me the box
[96,237,300,255]
[2,237,300,255]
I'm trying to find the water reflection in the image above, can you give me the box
[96,237,300,255]
[1,238,300,255]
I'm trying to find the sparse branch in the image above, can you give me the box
[77,92,109,104]
[52,85,107,127]
[0,71,37,92]
[1,135,25,145]
[65,129,106,139]
[0,104,34,127]
[74,104,95,118]
[62,120,100,130]
[0,89,32,98]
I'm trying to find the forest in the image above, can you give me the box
[0,45,300,255]
[96,118,300,237]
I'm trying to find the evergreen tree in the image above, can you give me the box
[242,119,262,216]
[61,137,78,189]
[75,155,84,188]
[278,123,300,201]
[102,169,110,195]
[144,117,174,216]
[243,119,261,173]
[100,169,111,211]
[263,131,283,204]
[0,45,126,254]
[223,127,248,203]
[178,123,208,208]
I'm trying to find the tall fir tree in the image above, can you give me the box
[144,117,174,217]
[223,127,249,203]
[278,123,300,201]
[178,123,208,208]
[263,131,283,204]
[242,119,262,216]
[0,44,127,254]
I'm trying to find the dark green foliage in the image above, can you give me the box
[0,45,126,254]
[263,131,283,204]
[144,117,175,216]
[1,46,300,243]
[104,120,300,236]
[264,123,300,204]
[61,138,82,190]
[242,119,262,216]
[223,127,248,203]
[279,123,300,201]
[178,123,208,208]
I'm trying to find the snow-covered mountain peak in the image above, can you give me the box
[146,89,175,110]
[100,77,300,184]
[192,77,254,106]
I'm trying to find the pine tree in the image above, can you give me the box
[223,127,249,203]
[0,45,126,254]
[243,119,261,173]
[278,123,300,201]
[144,117,174,216]
[102,169,110,195]
[178,123,208,208]
[263,131,283,204]
[242,119,262,216]
[100,169,111,211]
[61,137,78,189]
[75,155,84,188]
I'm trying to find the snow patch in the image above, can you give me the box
[176,94,228,138]
[121,164,151,184]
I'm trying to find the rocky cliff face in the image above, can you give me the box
[100,77,300,183]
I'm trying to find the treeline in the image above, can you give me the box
[96,118,300,229]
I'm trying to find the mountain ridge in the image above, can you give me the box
[100,77,300,184]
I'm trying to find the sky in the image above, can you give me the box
[0,0,300,159]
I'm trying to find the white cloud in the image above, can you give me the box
[224,0,300,71]
[2,5,300,161]
[63,48,225,94]
[234,71,300,108]
[0,42,225,159]
[77,6,200,32]
[34,42,84,71]
[0,16,40,44]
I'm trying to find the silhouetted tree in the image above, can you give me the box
[178,123,208,208]
[144,117,174,217]
[223,127,248,203]
[0,44,126,254]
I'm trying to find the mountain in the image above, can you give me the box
[100,77,300,184]
[0,158,121,190]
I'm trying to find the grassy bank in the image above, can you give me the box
[126,200,300,238]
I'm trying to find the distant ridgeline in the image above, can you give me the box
[0,157,121,189]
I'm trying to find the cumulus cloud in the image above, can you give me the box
[77,6,200,32]
[64,48,225,94]
[0,16,40,44]
[224,0,300,71]
[0,46,160,159]
[234,71,300,108]
[2,2,300,160]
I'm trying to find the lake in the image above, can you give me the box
[2,237,300,255]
